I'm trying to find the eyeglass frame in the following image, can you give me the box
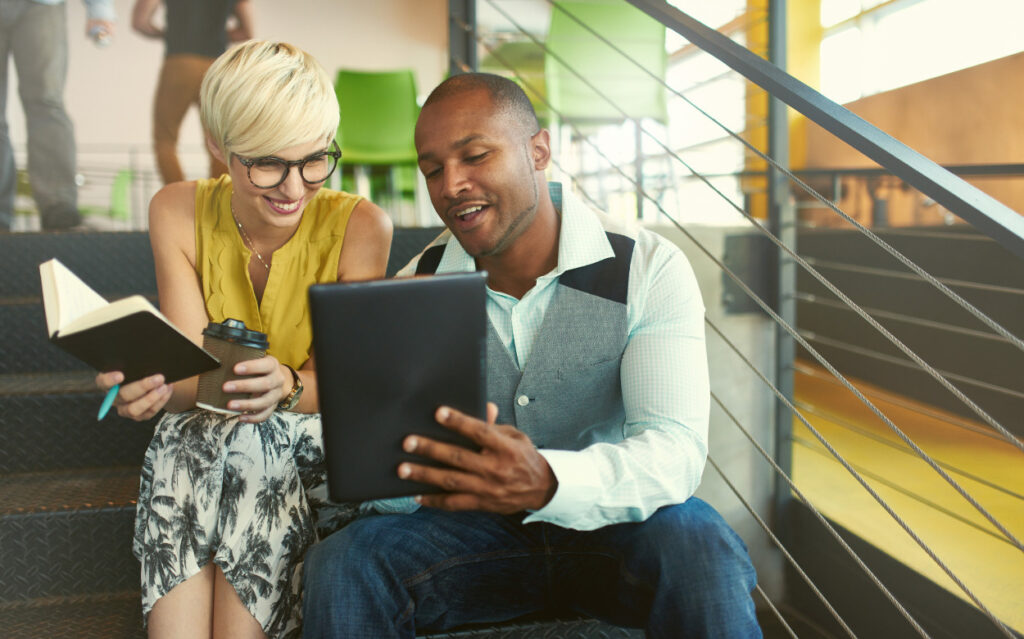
[234,140,343,189]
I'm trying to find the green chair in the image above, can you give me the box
[334,69,420,218]
[481,40,550,128]
[109,169,134,221]
[544,0,667,124]
[543,1,668,218]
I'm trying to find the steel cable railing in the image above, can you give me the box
[466,36,1018,639]
[462,14,936,638]
[801,334,1024,404]
[706,455,846,639]
[792,437,1020,547]
[793,361,1018,443]
[463,1,1022,635]
[544,0,1024,448]
[792,402,1024,504]
[797,292,1019,343]
[477,0,1023,550]
[484,0,1024,548]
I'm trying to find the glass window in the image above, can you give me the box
[821,0,861,28]
[820,26,863,103]
[820,0,1024,102]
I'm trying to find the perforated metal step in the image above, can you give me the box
[0,467,138,601]
[0,373,155,473]
[0,591,144,639]
[0,231,156,299]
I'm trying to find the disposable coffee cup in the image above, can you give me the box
[195,318,269,415]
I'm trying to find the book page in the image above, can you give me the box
[39,258,109,336]
[61,294,161,335]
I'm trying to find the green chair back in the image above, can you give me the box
[335,69,420,165]
[480,40,550,127]
[544,0,668,124]
[110,169,134,220]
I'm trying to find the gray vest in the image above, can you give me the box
[416,233,635,451]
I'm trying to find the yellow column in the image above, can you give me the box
[744,0,770,219]
[788,0,824,172]
[744,0,822,218]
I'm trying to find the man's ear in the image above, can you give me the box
[206,133,227,165]
[531,129,551,171]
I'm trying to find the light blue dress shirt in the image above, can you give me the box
[397,184,711,530]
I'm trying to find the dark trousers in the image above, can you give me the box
[302,498,762,638]
[0,0,79,230]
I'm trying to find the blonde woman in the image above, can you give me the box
[95,41,392,638]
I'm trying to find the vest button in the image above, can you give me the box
[516,394,530,407]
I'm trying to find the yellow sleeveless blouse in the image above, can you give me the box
[194,175,361,370]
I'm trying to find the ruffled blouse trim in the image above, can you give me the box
[195,176,360,369]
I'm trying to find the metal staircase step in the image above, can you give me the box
[0,302,87,374]
[0,591,144,639]
[0,467,140,601]
[0,225,442,300]
[0,298,160,375]
[0,231,156,299]
[419,619,642,638]
[0,373,155,473]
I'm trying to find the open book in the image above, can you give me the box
[39,258,219,384]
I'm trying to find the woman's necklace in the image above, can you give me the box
[230,198,271,271]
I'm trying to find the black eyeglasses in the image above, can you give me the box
[235,140,342,189]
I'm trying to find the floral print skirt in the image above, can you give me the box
[131,409,359,639]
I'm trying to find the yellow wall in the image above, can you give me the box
[745,0,822,218]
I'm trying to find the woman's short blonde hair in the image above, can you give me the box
[200,41,338,159]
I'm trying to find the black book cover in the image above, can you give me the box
[53,310,220,384]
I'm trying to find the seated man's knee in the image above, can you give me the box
[641,499,755,582]
[304,515,404,594]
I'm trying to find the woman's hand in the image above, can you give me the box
[95,371,172,422]
[222,355,289,423]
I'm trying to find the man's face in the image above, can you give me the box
[414,89,544,259]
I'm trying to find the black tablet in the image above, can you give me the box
[309,271,487,502]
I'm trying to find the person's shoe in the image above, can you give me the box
[40,209,83,231]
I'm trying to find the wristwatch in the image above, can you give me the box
[278,364,304,411]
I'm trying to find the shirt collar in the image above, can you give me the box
[434,182,614,275]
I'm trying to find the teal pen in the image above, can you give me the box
[97,384,119,420]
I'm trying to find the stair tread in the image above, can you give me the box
[0,371,100,395]
[0,466,139,515]
[0,590,143,639]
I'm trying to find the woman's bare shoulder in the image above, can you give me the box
[148,181,201,258]
[337,197,393,280]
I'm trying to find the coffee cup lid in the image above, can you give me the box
[202,318,269,350]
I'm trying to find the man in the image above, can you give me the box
[132,0,253,184]
[303,73,760,638]
[0,0,115,231]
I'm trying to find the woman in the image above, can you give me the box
[95,41,392,638]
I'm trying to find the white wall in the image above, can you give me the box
[654,224,785,604]
[5,0,448,178]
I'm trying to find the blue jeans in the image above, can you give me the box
[0,0,79,230]
[302,498,761,638]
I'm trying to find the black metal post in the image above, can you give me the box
[766,0,795,540]
[448,0,478,75]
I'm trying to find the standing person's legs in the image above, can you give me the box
[11,0,79,230]
[302,510,550,639]
[153,54,219,184]
[0,0,17,230]
[548,498,762,639]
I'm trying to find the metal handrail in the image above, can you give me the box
[624,0,1024,260]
